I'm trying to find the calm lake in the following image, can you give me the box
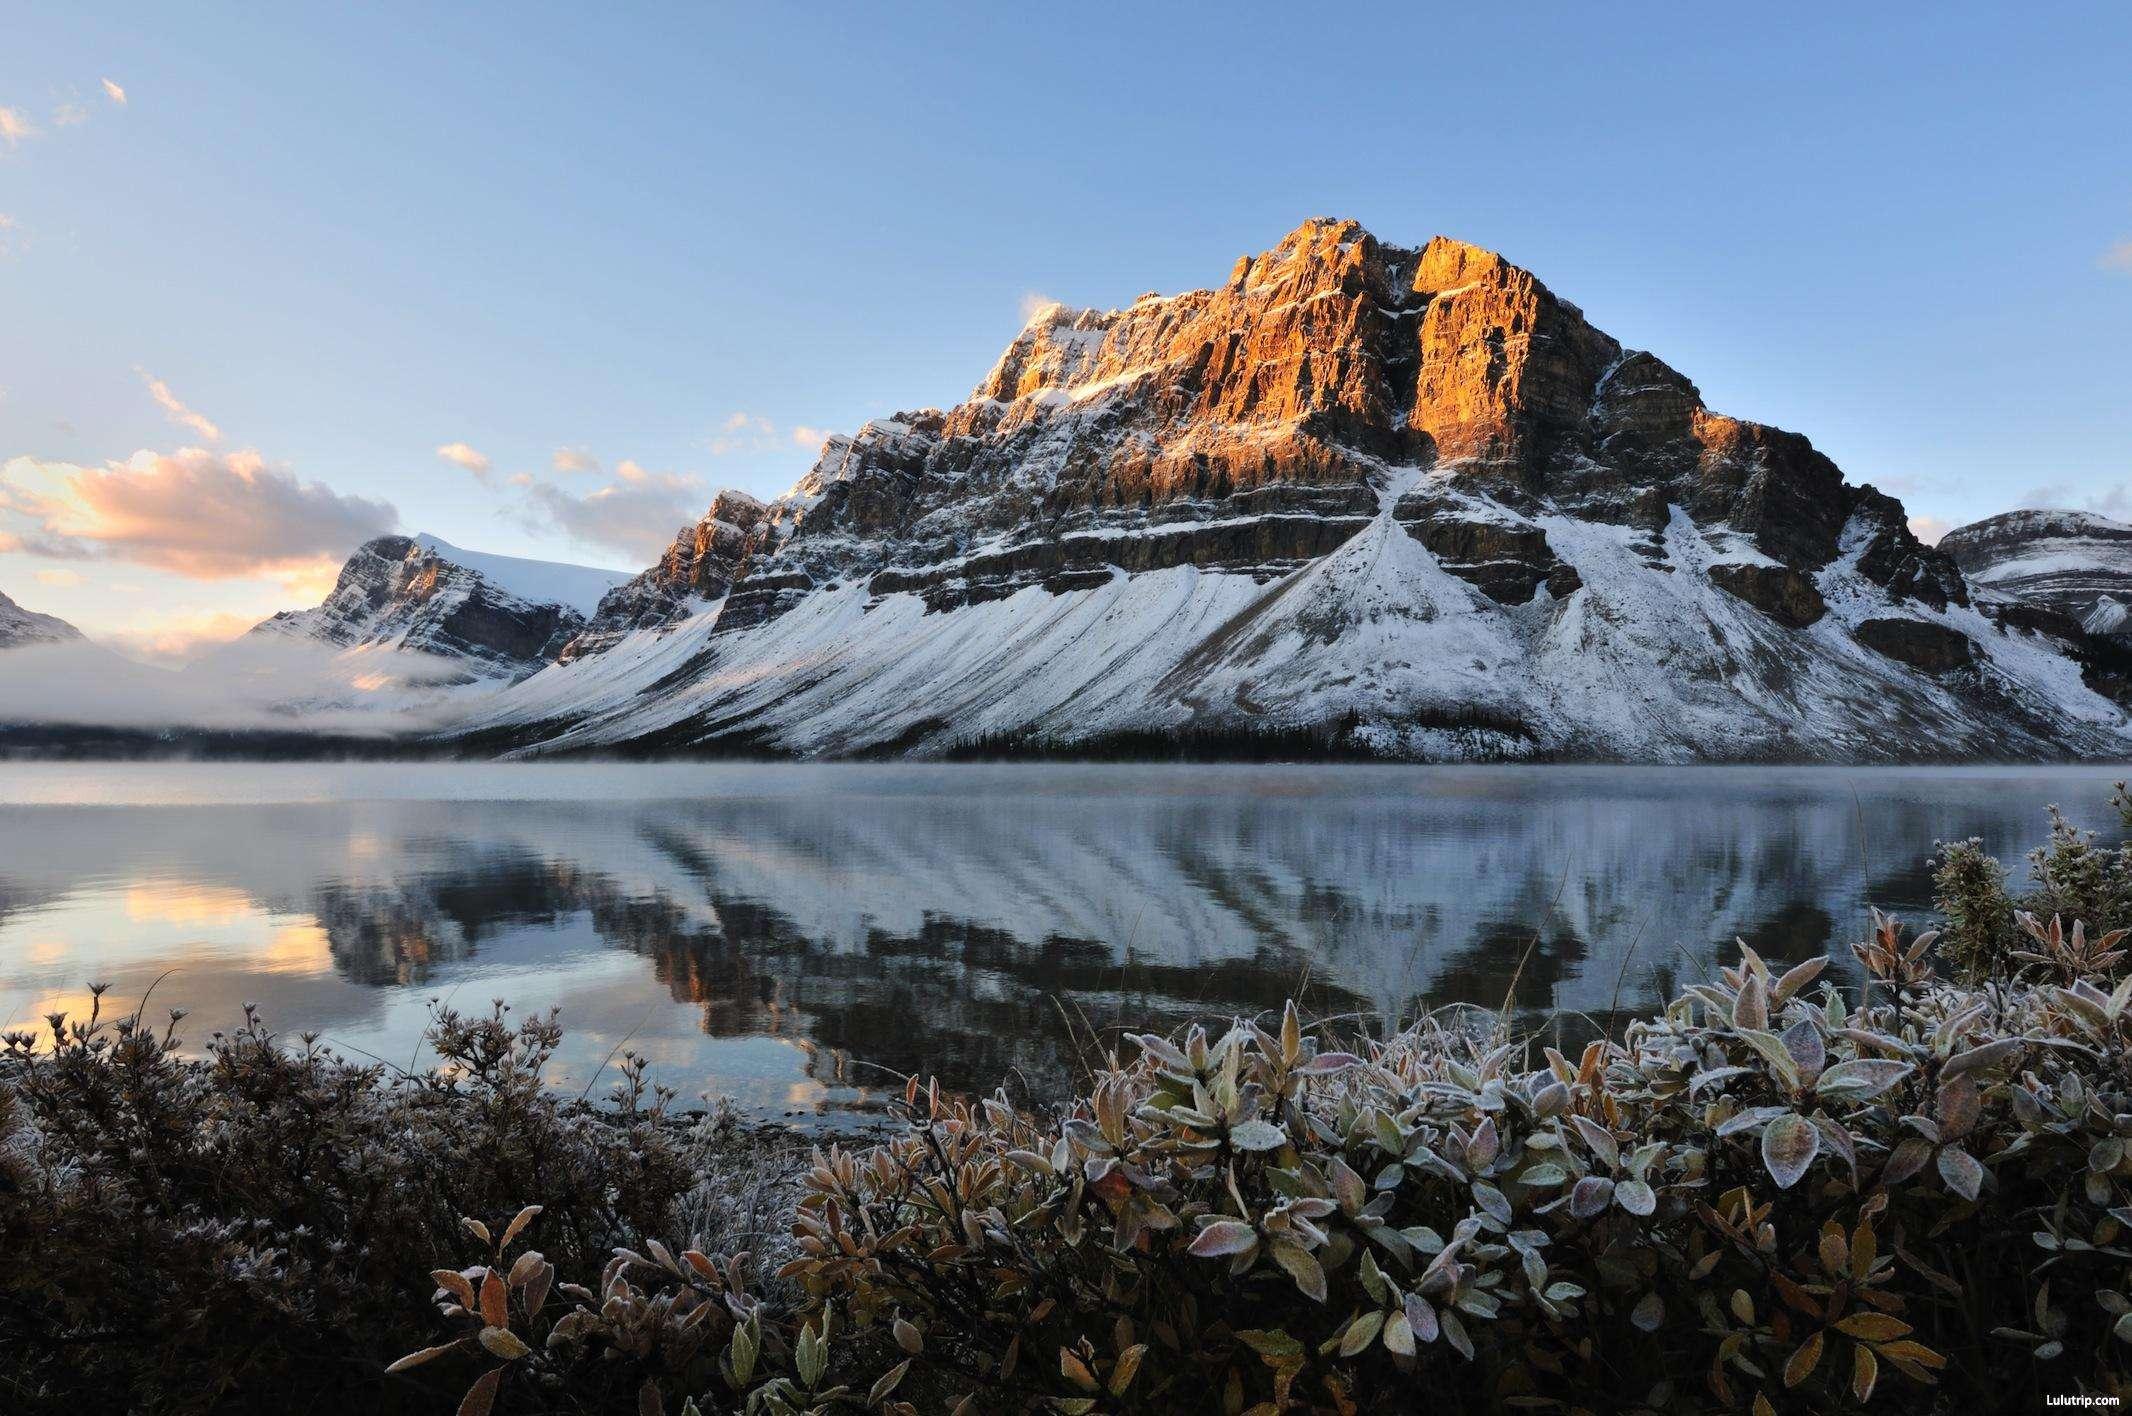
[0,762,2123,1127]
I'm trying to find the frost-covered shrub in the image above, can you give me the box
[1933,785,2132,981]
[393,1209,900,1416]
[0,997,690,1415]
[1929,837,2015,980]
[761,914,2132,1413]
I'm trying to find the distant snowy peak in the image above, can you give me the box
[410,535,630,618]
[253,535,597,681]
[1941,510,2132,636]
[1948,509,2132,543]
[0,589,85,650]
[449,218,2130,762]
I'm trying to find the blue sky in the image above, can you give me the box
[2,2,2127,652]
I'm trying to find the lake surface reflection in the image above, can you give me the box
[0,762,2122,1127]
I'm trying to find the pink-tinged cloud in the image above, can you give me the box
[0,107,36,148]
[790,425,831,451]
[0,448,397,582]
[523,459,703,561]
[551,446,599,474]
[707,412,779,456]
[101,78,127,106]
[435,440,492,478]
[138,369,222,442]
[1907,515,1952,546]
[2102,240,2132,274]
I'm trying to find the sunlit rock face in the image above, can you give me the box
[1942,510,2132,639]
[460,220,2132,762]
[696,220,1962,619]
[0,589,83,650]
[255,536,591,683]
[560,491,769,660]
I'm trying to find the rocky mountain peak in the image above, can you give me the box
[457,220,2121,763]
[254,535,612,681]
[695,219,1960,619]
[559,490,772,659]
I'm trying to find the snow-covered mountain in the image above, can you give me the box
[252,534,629,683]
[444,219,2132,762]
[0,589,84,650]
[1940,510,2132,639]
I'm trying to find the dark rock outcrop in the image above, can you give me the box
[1394,506,1571,604]
[1709,563,1828,628]
[1854,618,1975,674]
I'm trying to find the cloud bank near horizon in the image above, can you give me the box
[0,448,398,588]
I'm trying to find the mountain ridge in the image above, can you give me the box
[436,219,2132,762]
[1940,509,2132,639]
[251,534,615,683]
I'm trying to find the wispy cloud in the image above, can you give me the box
[1019,290,1065,324]
[551,446,599,475]
[0,106,37,149]
[101,77,126,106]
[702,412,836,461]
[434,440,492,480]
[51,101,89,128]
[0,213,19,258]
[2102,239,2132,274]
[138,369,223,443]
[0,448,397,583]
[707,412,778,456]
[34,568,83,588]
[1907,515,1951,546]
[522,457,703,562]
[2021,481,2132,522]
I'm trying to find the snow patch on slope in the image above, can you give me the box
[455,467,2132,762]
[412,534,630,617]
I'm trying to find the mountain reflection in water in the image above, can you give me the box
[0,763,2121,1128]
